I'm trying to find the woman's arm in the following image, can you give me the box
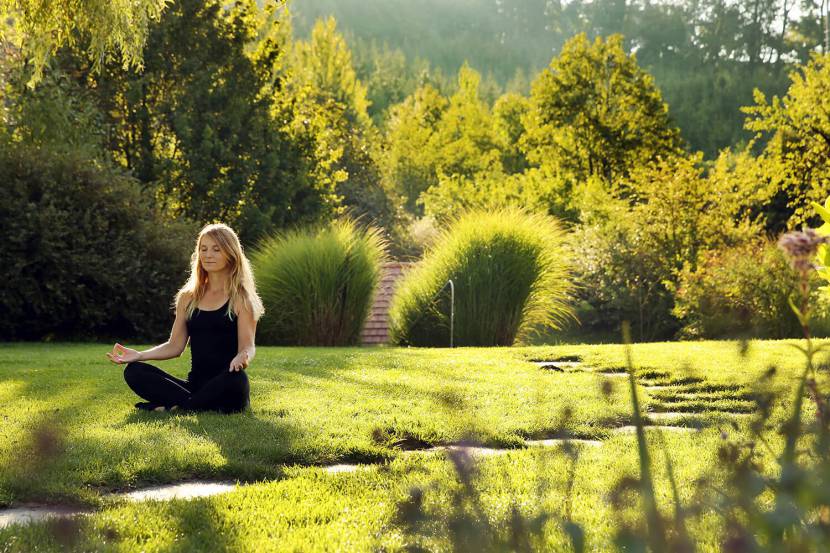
[229,302,257,372]
[107,299,190,364]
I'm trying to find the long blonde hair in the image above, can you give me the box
[175,223,265,321]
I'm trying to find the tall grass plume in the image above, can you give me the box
[389,208,573,346]
[253,219,387,345]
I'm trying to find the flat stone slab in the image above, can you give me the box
[414,445,513,457]
[526,438,603,447]
[323,464,369,474]
[613,425,698,433]
[0,506,90,529]
[645,412,691,420]
[120,481,236,502]
[535,361,583,371]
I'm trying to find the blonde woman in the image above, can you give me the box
[107,223,264,413]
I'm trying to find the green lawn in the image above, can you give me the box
[0,340,822,551]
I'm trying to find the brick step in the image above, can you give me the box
[360,261,413,345]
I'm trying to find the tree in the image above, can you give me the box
[379,83,447,214]
[292,17,371,129]
[493,92,530,174]
[286,17,405,245]
[522,33,683,210]
[1,0,170,84]
[70,0,332,245]
[744,53,830,229]
[379,65,505,216]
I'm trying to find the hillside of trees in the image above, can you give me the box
[291,0,830,157]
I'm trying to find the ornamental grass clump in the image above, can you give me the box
[253,219,387,346]
[389,208,572,347]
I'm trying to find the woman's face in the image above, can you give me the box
[199,235,230,274]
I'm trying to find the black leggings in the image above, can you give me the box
[124,362,249,413]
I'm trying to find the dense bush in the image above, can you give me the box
[0,145,195,341]
[673,239,830,339]
[568,217,679,342]
[253,219,387,345]
[389,208,572,347]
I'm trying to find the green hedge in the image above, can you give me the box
[0,146,194,341]
[389,208,572,346]
[674,239,830,339]
[253,219,387,345]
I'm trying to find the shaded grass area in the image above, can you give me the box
[0,339,825,550]
[1,432,728,552]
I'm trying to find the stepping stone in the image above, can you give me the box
[645,412,690,421]
[0,505,89,529]
[535,361,582,371]
[525,438,603,447]
[323,464,369,474]
[613,425,698,433]
[120,481,236,502]
[413,444,512,457]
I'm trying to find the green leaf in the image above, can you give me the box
[812,201,830,225]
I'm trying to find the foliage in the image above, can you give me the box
[0,145,194,341]
[673,239,830,339]
[378,65,505,216]
[66,0,335,246]
[0,0,169,84]
[418,167,565,224]
[252,219,386,346]
[2,65,105,159]
[285,16,408,252]
[568,206,678,342]
[699,228,830,552]
[571,154,762,341]
[522,33,683,209]
[291,17,371,129]
[744,54,830,229]
[378,83,447,214]
[293,0,822,156]
[389,208,572,347]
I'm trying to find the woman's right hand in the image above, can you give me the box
[106,343,141,364]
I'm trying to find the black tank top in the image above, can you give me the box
[186,300,238,386]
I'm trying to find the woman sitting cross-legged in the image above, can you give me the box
[107,223,264,413]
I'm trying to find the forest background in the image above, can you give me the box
[3,0,830,343]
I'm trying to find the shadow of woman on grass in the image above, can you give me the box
[120,408,307,484]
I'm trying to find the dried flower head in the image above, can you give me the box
[777,229,829,273]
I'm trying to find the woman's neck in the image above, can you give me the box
[206,272,230,294]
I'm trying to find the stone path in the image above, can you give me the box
[531,358,755,436]
[0,506,92,529]
[0,358,755,530]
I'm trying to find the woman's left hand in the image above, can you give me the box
[229,351,249,372]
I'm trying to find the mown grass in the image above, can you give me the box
[0,339,826,551]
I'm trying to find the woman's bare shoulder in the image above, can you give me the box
[176,290,194,311]
[233,292,254,318]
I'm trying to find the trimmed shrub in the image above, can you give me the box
[389,208,572,346]
[673,239,830,339]
[253,219,387,345]
[0,145,195,341]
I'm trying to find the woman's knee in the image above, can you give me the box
[227,370,250,393]
[224,371,250,412]
[123,361,143,384]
